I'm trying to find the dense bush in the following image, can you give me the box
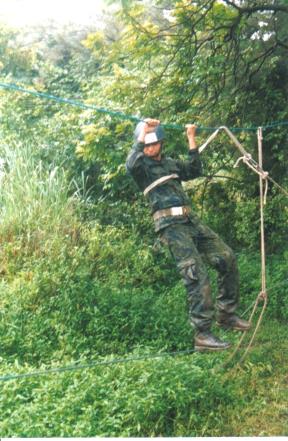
[0,354,244,437]
[0,195,286,366]
[0,323,286,437]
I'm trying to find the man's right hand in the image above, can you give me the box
[138,118,160,142]
[143,118,160,132]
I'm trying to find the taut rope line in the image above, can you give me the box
[1,279,287,383]
[0,349,197,383]
[2,81,288,138]
[0,81,288,196]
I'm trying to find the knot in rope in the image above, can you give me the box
[258,291,268,302]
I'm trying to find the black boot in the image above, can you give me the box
[194,331,231,351]
[216,314,251,331]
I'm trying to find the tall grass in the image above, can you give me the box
[0,141,77,241]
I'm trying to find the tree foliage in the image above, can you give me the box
[76,0,288,250]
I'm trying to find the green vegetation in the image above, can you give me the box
[0,0,287,436]
[0,321,287,436]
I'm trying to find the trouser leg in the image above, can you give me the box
[215,249,239,315]
[190,215,239,316]
[160,223,214,332]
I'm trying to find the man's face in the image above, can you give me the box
[143,142,162,158]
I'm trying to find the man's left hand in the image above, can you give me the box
[186,124,197,138]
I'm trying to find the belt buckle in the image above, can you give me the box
[170,206,188,216]
[183,206,189,216]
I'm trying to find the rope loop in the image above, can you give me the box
[233,154,252,168]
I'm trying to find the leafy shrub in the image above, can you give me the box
[0,354,239,437]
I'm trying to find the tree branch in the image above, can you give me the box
[222,1,288,15]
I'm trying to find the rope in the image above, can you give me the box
[219,127,270,368]
[0,349,196,383]
[199,125,288,199]
[0,278,286,383]
[236,127,268,364]
[1,81,286,197]
[199,126,268,368]
[0,81,141,123]
[219,293,264,370]
[1,81,288,133]
[218,277,288,369]
[267,175,288,198]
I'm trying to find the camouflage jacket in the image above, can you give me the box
[126,142,203,231]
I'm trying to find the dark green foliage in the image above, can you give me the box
[0,356,238,437]
[0,321,287,437]
[0,216,286,365]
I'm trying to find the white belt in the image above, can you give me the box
[153,206,191,221]
[143,174,179,196]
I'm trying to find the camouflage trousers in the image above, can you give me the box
[159,214,239,332]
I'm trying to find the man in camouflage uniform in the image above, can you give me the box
[126,118,250,351]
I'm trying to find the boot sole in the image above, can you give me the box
[216,322,251,332]
[195,344,231,352]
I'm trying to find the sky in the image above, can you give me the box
[0,0,107,27]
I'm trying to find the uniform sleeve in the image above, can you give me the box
[175,149,203,181]
[125,142,145,174]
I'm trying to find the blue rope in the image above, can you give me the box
[1,81,287,132]
[0,349,196,383]
[0,81,141,123]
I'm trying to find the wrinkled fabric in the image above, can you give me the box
[159,213,239,332]
[126,142,239,332]
[126,142,202,231]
